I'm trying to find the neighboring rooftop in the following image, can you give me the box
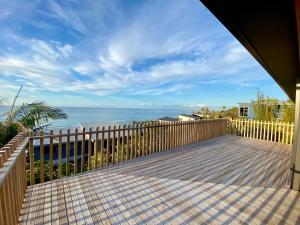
[158,116,178,122]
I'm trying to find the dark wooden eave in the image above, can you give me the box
[200,0,300,101]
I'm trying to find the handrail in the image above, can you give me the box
[0,133,28,225]
[228,119,294,144]
[28,119,227,185]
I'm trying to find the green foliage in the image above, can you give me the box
[221,107,239,119]
[0,85,68,146]
[252,90,279,121]
[8,101,68,132]
[26,160,75,185]
[194,106,238,119]
[281,100,295,123]
[0,123,19,147]
[252,90,294,122]
[132,120,157,125]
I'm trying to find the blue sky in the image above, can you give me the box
[0,0,288,108]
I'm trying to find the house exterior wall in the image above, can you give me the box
[238,103,255,119]
[178,115,196,121]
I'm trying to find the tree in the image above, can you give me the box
[0,85,68,147]
[281,100,295,123]
[252,90,278,121]
[251,90,295,122]
[225,107,239,119]
[194,106,238,119]
[3,85,68,133]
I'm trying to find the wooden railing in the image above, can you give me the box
[0,133,28,225]
[228,119,294,144]
[28,119,227,185]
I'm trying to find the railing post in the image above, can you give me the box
[88,127,92,169]
[49,130,54,180]
[58,129,63,177]
[29,131,35,186]
[39,130,44,183]
[0,133,28,225]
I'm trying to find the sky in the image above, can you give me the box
[0,0,288,108]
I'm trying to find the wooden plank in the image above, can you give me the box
[134,124,138,157]
[126,125,130,159]
[130,124,134,159]
[107,126,111,166]
[29,131,35,185]
[270,121,274,142]
[66,128,70,176]
[122,125,125,161]
[101,126,105,167]
[94,127,99,168]
[58,129,62,178]
[74,128,78,174]
[81,127,85,172]
[138,124,142,157]
[39,131,44,183]
[49,130,54,180]
[88,127,92,170]
[117,125,121,163]
[112,125,116,163]
[290,123,294,145]
[149,122,153,154]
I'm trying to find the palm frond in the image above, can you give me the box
[7,85,23,124]
[11,101,68,131]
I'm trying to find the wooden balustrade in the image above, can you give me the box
[28,119,227,185]
[229,119,294,144]
[0,133,28,225]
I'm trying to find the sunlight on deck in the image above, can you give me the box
[19,135,299,224]
[99,135,291,188]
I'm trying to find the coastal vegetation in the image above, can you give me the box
[251,90,294,123]
[194,106,239,119]
[0,85,68,147]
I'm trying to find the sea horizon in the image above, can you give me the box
[0,105,233,130]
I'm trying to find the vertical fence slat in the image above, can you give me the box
[74,128,78,174]
[122,125,125,161]
[270,121,274,142]
[81,127,86,172]
[29,131,34,185]
[39,131,44,183]
[49,130,54,180]
[66,128,70,176]
[130,124,134,159]
[139,124,142,157]
[112,125,116,163]
[58,129,62,178]
[107,126,111,166]
[117,125,121,163]
[94,127,99,168]
[228,118,294,145]
[88,127,92,170]
[290,123,294,144]
[126,125,130,160]
[101,126,105,167]
[134,124,138,157]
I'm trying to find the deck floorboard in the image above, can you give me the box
[19,135,300,225]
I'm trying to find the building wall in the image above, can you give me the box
[238,103,255,119]
[178,115,195,121]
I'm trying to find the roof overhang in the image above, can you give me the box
[200,0,300,101]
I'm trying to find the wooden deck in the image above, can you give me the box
[99,135,292,188]
[19,135,300,225]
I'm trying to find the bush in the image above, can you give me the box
[26,160,75,185]
[0,123,19,147]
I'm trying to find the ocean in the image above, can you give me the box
[0,106,195,129]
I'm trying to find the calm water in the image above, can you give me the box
[0,106,195,129]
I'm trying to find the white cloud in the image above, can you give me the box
[58,44,73,58]
[0,0,269,102]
